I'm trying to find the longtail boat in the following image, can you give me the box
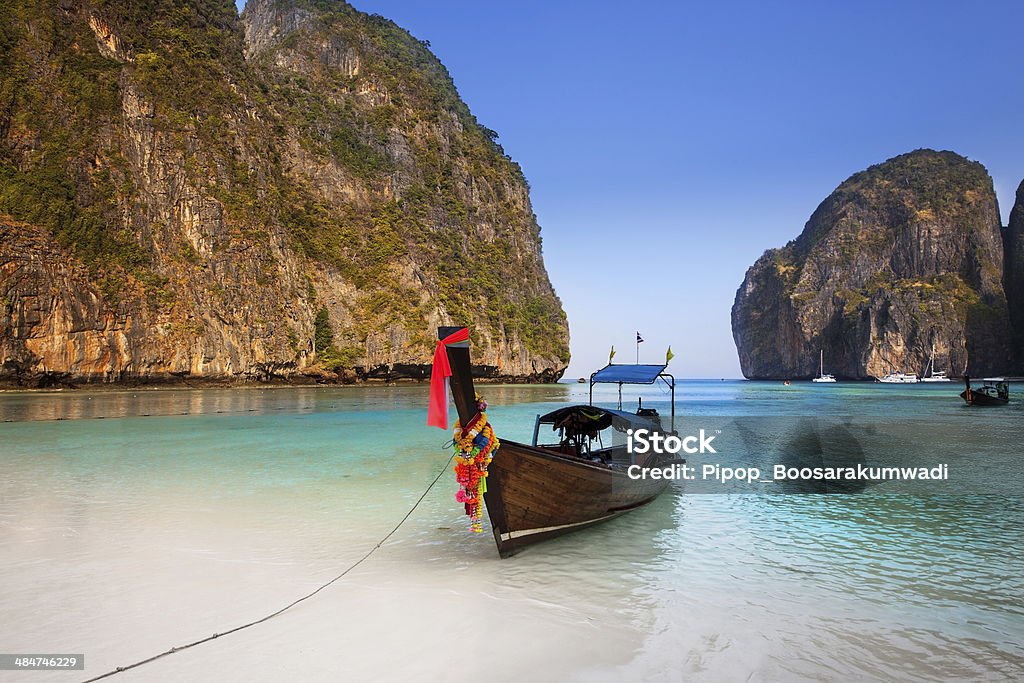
[433,326,680,557]
[960,375,1009,406]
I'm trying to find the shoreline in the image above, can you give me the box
[0,373,564,393]
[5,376,1021,393]
[0,376,565,393]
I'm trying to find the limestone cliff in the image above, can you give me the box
[0,0,569,386]
[732,150,1012,379]
[1005,179,1024,370]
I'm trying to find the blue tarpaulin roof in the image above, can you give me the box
[590,364,668,384]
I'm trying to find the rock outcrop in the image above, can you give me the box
[0,0,569,387]
[1004,180,1024,371]
[732,150,1012,379]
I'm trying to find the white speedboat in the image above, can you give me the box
[811,350,836,383]
[877,372,919,383]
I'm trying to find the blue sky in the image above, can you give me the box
[236,1,1024,378]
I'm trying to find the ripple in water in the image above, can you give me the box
[1,382,1022,680]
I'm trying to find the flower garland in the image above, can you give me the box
[452,396,500,533]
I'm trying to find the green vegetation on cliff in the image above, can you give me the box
[0,0,569,383]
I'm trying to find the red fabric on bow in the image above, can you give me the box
[427,327,469,429]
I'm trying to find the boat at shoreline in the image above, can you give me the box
[921,370,950,382]
[437,327,679,557]
[921,342,951,382]
[960,375,1009,406]
[877,371,919,383]
[812,350,836,383]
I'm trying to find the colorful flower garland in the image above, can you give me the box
[453,397,500,533]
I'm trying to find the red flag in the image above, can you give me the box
[427,327,470,429]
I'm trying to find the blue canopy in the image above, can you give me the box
[590,363,668,384]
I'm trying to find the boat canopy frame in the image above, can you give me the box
[588,362,675,427]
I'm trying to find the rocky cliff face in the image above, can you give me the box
[732,150,1012,379]
[0,0,569,386]
[1005,180,1024,371]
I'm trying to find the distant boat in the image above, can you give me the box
[921,370,949,382]
[577,377,586,383]
[877,371,919,383]
[812,350,836,383]
[921,342,951,382]
[960,375,1009,406]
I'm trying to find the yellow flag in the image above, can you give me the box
[666,346,675,363]
[609,345,616,363]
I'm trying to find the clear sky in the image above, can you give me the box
[237,1,1024,378]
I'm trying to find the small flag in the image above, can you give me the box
[609,345,616,362]
[636,332,644,344]
[666,346,674,363]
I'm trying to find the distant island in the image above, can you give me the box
[732,149,1024,380]
[0,0,569,387]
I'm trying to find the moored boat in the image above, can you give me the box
[812,349,836,383]
[921,342,951,382]
[877,371,919,383]
[960,375,1009,406]
[921,370,950,383]
[433,327,679,557]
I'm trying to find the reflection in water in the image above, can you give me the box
[733,416,872,493]
[0,383,572,423]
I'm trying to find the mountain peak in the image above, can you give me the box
[732,150,1011,379]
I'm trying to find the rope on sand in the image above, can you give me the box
[81,450,456,682]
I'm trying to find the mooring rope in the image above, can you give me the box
[81,450,456,683]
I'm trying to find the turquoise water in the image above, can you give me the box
[1,382,1023,681]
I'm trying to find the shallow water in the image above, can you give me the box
[1,382,1022,681]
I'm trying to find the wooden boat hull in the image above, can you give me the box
[960,389,1009,406]
[437,326,674,557]
[960,375,1010,406]
[483,439,669,557]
